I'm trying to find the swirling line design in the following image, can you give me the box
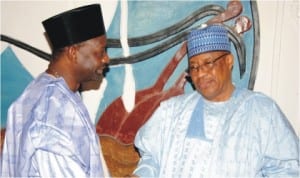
[0,4,225,65]
[0,3,258,82]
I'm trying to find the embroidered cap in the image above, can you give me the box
[187,24,231,58]
[42,4,105,51]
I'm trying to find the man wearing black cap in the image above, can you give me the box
[1,4,110,177]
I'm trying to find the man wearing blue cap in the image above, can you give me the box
[1,4,110,177]
[132,24,299,177]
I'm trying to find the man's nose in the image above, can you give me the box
[102,53,110,64]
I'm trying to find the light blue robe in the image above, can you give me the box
[1,73,106,177]
[134,88,299,177]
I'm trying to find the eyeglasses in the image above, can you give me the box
[188,53,229,73]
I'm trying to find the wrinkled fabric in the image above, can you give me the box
[134,88,299,178]
[1,73,106,177]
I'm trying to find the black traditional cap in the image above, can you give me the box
[42,4,105,51]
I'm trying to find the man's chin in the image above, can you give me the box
[80,78,103,92]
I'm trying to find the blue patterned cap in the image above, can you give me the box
[187,24,231,58]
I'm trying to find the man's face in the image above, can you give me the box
[74,35,109,83]
[188,51,234,102]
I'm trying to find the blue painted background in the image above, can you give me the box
[1,1,255,127]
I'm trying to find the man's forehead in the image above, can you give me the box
[189,51,223,62]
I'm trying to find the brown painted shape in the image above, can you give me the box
[116,72,187,144]
[97,42,187,144]
[99,135,140,177]
[206,0,243,25]
[0,129,5,154]
[234,16,252,34]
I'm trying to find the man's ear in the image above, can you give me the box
[226,53,234,70]
[66,45,77,63]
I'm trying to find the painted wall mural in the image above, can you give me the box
[1,0,259,176]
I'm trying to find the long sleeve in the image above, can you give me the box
[32,150,87,177]
[260,102,299,177]
[133,104,166,177]
[133,93,198,177]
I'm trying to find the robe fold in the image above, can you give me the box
[1,73,106,177]
[134,88,299,178]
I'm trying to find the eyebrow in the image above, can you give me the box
[190,56,212,64]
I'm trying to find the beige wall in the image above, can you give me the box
[255,0,299,134]
[1,1,299,134]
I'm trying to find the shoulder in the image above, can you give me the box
[236,88,290,126]
[233,88,298,136]
[8,73,73,122]
[240,88,279,109]
[231,88,287,125]
[16,73,69,102]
